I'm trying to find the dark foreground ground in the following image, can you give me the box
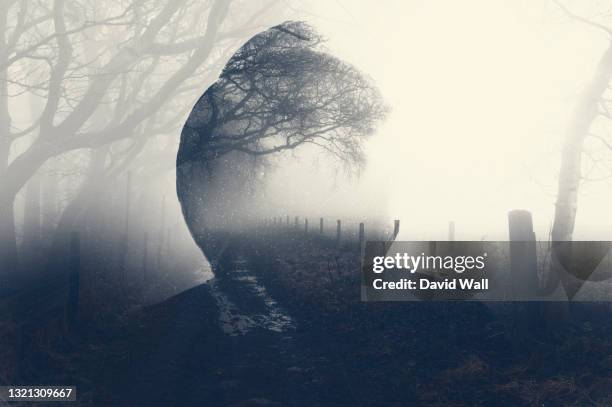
[1,231,612,406]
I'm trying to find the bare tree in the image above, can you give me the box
[176,21,387,258]
[178,22,385,168]
[551,0,612,242]
[0,0,282,272]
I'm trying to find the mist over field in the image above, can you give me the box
[299,0,612,240]
[1,1,612,406]
[6,0,612,259]
[169,0,612,242]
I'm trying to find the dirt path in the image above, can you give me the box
[93,239,336,407]
[86,234,612,406]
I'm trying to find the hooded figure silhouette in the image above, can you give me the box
[176,21,386,270]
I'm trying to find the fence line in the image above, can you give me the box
[265,217,466,244]
[263,216,402,251]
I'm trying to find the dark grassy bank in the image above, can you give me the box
[1,229,611,406]
[241,230,612,406]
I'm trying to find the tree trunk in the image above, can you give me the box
[0,197,18,273]
[0,147,51,273]
[0,4,17,273]
[51,149,108,248]
[552,42,612,241]
[41,169,58,245]
[45,177,102,276]
[23,173,42,249]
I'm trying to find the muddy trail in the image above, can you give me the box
[91,238,363,407]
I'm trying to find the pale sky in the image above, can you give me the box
[265,0,612,240]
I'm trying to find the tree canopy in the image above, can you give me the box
[177,21,387,171]
[177,21,387,258]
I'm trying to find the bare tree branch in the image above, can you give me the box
[589,132,612,150]
[39,0,73,133]
[553,0,612,37]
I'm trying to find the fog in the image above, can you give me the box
[4,2,612,403]
[256,0,612,240]
[4,0,612,283]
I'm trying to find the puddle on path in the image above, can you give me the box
[208,257,293,336]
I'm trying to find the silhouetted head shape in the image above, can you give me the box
[176,21,386,263]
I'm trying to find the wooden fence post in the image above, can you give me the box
[508,210,537,290]
[157,195,166,269]
[393,219,400,239]
[286,215,289,226]
[125,171,132,234]
[166,227,171,254]
[359,222,365,254]
[448,221,455,241]
[336,220,341,246]
[118,172,132,284]
[118,232,127,285]
[305,218,308,233]
[508,210,540,339]
[142,232,149,286]
[65,232,80,331]
[294,216,298,229]
[320,217,324,234]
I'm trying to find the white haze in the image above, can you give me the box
[261,0,612,240]
[10,0,612,249]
